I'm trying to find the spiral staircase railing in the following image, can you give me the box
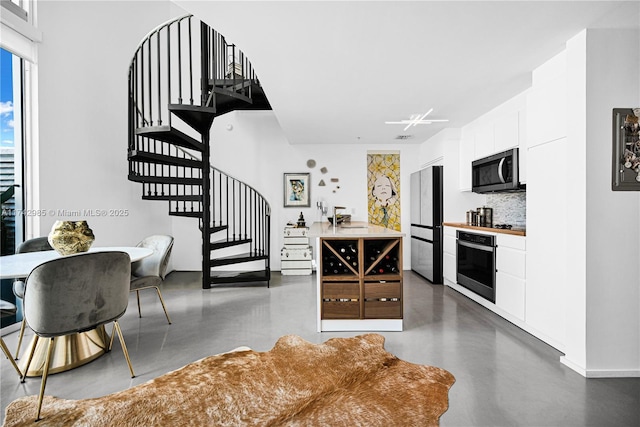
[127,14,271,288]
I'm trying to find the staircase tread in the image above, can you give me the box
[211,252,268,262]
[129,150,203,168]
[169,211,202,217]
[211,237,251,245]
[135,126,204,152]
[209,269,270,285]
[128,174,202,185]
[142,194,202,201]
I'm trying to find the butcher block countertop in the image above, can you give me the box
[443,222,526,237]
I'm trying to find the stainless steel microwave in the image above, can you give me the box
[472,148,524,193]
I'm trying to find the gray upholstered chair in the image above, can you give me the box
[21,251,135,421]
[12,237,53,359]
[130,235,174,324]
[0,300,22,377]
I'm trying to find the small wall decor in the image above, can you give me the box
[284,173,311,207]
[612,108,640,191]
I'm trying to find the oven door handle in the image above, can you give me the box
[458,240,494,252]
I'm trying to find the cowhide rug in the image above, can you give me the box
[3,334,455,427]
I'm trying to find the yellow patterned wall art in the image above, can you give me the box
[367,151,401,231]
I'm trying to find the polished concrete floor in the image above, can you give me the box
[1,271,639,426]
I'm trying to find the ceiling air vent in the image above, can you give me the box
[395,135,414,140]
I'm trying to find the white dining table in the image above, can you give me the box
[0,246,153,377]
[0,246,153,279]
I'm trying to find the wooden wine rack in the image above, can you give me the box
[320,236,403,322]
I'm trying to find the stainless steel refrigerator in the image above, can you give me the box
[410,166,443,284]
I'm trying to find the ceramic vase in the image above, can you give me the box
[48,220,95,255]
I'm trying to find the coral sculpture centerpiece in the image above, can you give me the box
[48,220,95,256]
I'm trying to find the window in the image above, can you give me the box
[1,0,37,329]
[1,47,25,255]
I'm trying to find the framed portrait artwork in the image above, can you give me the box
[284,173,311,207]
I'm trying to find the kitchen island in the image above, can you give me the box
[308,221,405,332]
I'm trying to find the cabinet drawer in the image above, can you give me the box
[281,260,312,269]
[444,234,456,255]
[281,247,312,260]
[496,247,525,279]
[284,237,309,245]
[496,273,525,321]
[364,281,402,319]
[364,281,401,299]
[284,227,308,237]
[443,252,456,283]
[322,282,359,299]
[322,282,360,319]
[364,301,402,319]
[322,301,360,319]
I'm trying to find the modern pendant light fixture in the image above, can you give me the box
[385,108,448,131]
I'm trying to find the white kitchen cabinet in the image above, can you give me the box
[458,136,474,191]
[518,107,528,184]
[494,111,519,153]
[443,227,457,284]
[525,138,567,347]
[474,124,495,159]
[495,234,526,321]
[526,52,567,148]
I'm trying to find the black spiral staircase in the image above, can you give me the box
[127,15,271,289]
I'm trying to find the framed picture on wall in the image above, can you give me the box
[612,108,640,191]
[284,173,310,207]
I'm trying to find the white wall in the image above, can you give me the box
[36,1,181,252]
[35,0,422,274]
[171,110,422,271]
[528,29,640,377]
[580,29,639,375]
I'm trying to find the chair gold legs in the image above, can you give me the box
[112,321,135,378]
[35,337,55,421]
[14,318,26,359]
[1,337,22,377]
[135,289,142,318]
[20,334,39,383]
[133,286,172,324]
[27,326,134,422]
[154,287,172,324]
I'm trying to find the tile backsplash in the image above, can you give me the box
[486,192,526,228]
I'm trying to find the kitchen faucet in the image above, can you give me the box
[333,206,346,231]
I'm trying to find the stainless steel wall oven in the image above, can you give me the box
[456,231,496,303]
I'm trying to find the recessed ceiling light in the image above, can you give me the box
[385,108,448,131]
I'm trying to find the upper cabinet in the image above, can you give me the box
[526,51,567,148]
[495,110,519,153]
[474,124,496,160]
[458,95,526,191]
[458,135,475,191]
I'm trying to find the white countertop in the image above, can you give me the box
[307,221,405,238]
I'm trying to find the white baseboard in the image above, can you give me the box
[561,356,640,378]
